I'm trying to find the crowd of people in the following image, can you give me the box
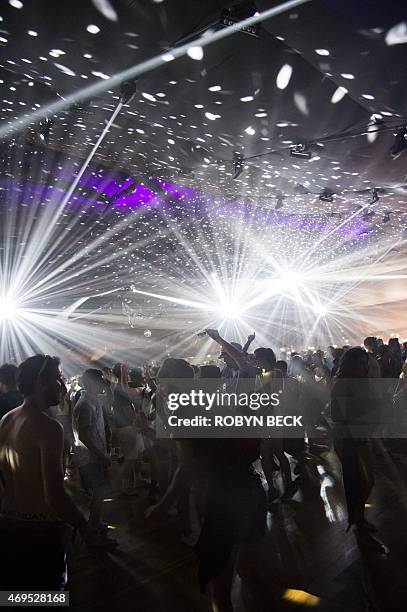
[0,331,406,610]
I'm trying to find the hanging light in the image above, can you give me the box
[120,80,137,105]
[38,119,52,144]
[319,191,334,203]
[290,144,311,160]
[362,209,375,221]
[275,195,284,210]
[220,1,260,37]
[369,187,379,204]
[232,152,244,180]
[391,125,407,157]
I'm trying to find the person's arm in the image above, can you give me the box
[103,415,112,456]
[242,332,255,354]
[120,363,130,392]
[135,412,153,436]
[78,429,110,464]
[41,420,87,532]
[205,328,250,371]
[145,440,192,518]
[134,413,174,451]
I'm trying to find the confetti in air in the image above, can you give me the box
[0,0,406,368]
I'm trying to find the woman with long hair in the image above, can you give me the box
[331,347,384,552]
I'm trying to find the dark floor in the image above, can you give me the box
[66,446,407,612]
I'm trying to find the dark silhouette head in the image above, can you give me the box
[254,347,276,371]
[335,347,368,379]
[17,355,61,406]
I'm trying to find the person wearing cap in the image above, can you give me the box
[205,329,257,391]
[72,369,114,540]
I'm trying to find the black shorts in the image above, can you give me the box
[195,465,267,592]
[0,518,67,590]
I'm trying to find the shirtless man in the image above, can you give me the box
[0,355,92,590]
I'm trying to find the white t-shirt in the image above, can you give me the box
[73,392,107,466]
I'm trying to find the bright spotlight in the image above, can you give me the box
[282,271,302,290]
[315,305,328,317]
[0,297,20,321]
[220,301,242,320]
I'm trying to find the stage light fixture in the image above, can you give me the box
[120,80,137,105]
[370,187,379,204]
[232,152,244,180]
[38,119,52,144]
[362,209,375,222]
[294,183,309,195]
[319,191,334,203]
[220,1,260,37]
[275,196,284,210]
[290,144,311,160]
[391,125,407,157]
[371,114,384,126]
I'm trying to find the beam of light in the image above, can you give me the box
[312,273,407,282]
[0,296,21,321]
[16,198,164,306]
[131,281,247,324]
[11,101,124,297]
[302,197,381,266]
[62,287,124,319]
[122,190,406,349]
[130,286,213,311]
[2,161,407,368]
[59,101,123,208]
[0,0,310,139]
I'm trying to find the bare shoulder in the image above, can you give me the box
[39,412,64,440]
[0,406,21,431]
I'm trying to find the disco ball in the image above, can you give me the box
[144,329,152,338]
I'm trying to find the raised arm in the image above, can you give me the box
[243,332,255,354]
[120,363,130,392]
[205,328,250,371]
